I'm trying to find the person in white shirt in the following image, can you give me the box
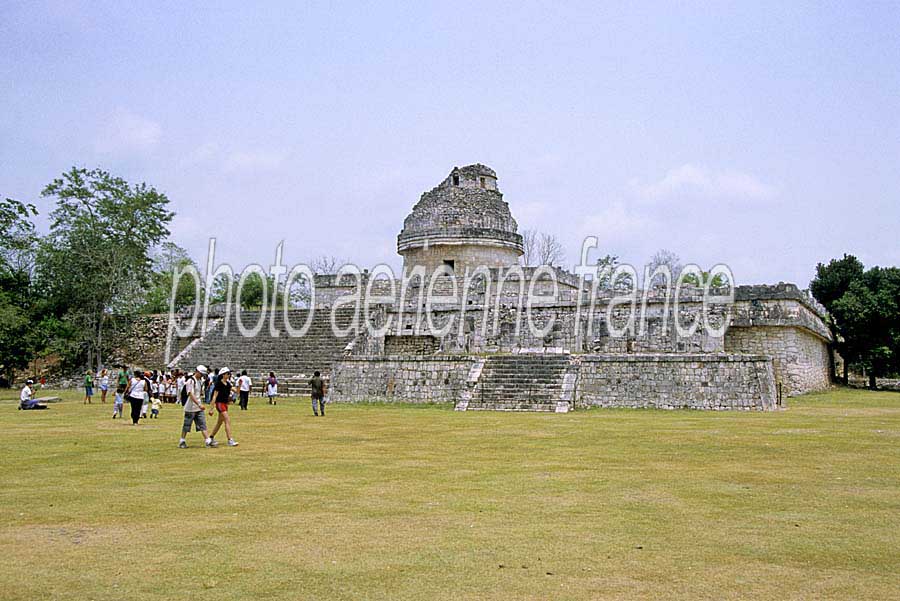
[126,370,149,424]
[99,369,110,404]
[179,365,214,448]
[237,370,252,410]
[19,379,47,410]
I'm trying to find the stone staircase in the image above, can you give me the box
[462,353,573,412]
[172,307,359,392]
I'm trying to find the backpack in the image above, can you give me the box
[180,381,190,405]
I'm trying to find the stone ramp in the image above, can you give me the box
[464,353,572,412]
[172,307,359,384]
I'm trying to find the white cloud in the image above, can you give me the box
[224,150,287,172]
[631,164,775,202]
[95,109,162,154]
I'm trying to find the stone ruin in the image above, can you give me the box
[170,164,834,411]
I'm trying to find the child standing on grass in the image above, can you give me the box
[83,371,93,404]
[112,385,125,419]
[150,396,161,418]
[266,372,278,405]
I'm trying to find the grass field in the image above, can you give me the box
[1,388,898,600]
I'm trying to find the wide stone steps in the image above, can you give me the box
[174,308,359,379]
[465,353,572,412]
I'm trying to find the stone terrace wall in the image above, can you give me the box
[575,354,778,411]
[724,326,831,396]
[330,355,474,403]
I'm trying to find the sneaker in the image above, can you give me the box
[178,441,187,449]
[207,438,218,447]
[227,439,239,447]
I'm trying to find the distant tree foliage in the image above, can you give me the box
[0,198,40,383]
[811,254,900,387]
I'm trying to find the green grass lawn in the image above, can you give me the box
[1,388,898,600]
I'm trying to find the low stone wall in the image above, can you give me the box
[330,355,474,403]
[575,353,778,411]
[724,326,831,396]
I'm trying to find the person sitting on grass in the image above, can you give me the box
[19,380,48,410]
[208,367,238,447]
[179,365,214,448]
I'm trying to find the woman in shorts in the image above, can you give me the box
[208,367,238,447]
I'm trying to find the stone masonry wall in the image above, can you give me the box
[724,326,831,396]
[575,354,778,411]
[330,356,474,403]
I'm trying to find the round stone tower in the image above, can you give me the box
[397,164,524,275]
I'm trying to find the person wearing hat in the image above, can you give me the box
[19,379,47,410]
[179,365,215,448]
[208,367,238,446]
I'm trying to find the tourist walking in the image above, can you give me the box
[112,385,124,418]
[83,371,94,404]
[237,370,252,410]
[126,370,149,425]
[99,369,109,403]
[179,365,214,448]
[208,367,238,446]
[309,371,326,416]
[266,372,278,405]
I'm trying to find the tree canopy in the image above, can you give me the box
[811,255,900,386]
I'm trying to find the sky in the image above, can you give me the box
[2,0,899,287]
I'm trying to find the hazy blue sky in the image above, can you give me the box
[3,1,898,286]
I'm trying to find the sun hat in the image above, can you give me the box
[196,365,208,375]
[26,379,34,385]
[219,367,231,374]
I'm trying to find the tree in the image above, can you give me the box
[0,198,40,384]
[811,256,900,387]
[141,243,202,314]
[520,230,565,267]
[521,229,538,266]
[810,254,865,309]
[35,167,173,371]
[538,232,565,266]
[646,249,682,287]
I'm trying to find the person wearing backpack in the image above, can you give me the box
[179,365,214,448]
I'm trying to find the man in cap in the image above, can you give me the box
[208,367,238,447]
[19,379,47,410]
[179,365,215,448]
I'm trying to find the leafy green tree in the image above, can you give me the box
[0,198,39,384]
[35,167,173,370]
[141,242,202,314]
[812,256,900,387]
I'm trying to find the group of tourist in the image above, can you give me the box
[19,365,328,449]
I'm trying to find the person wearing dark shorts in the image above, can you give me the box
[208,367,238,446]
[309,371,326,416]
[179,365,214,448]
